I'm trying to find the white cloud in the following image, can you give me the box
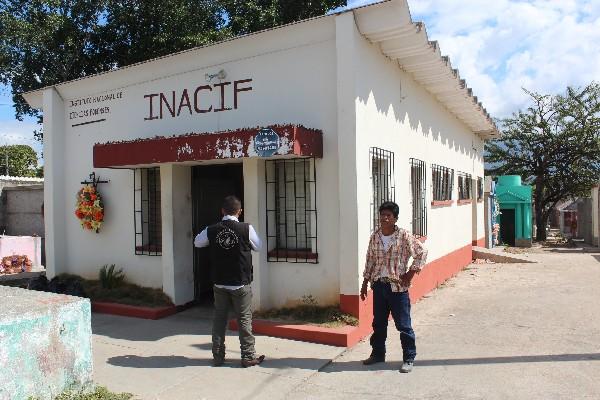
[408,0,600,117]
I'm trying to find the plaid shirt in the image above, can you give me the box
[363,226,428,292]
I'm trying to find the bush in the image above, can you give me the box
[255,295,359,327]
[99,264,125,289]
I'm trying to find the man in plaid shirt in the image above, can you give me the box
[360,201,428,373]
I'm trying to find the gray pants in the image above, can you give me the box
[212,285,256,361]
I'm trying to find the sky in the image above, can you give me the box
[1,0,599,162]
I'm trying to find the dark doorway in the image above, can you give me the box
[500,208,516,246]
[192,164,244,303]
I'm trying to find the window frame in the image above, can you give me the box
[431,164,454,203]
[370,147,396,231]
[477,176,484,201]
[457,172,473,201]
[265,158,318,263]
[134,167,162,256]
[410,158,427,237]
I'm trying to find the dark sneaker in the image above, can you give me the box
[213,357,225,367]
[241,355,265,368]
[400,360,414,373]
[362,355,385,365]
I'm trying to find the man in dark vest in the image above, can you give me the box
[194,195,265,367]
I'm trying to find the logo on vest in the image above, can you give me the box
[216,228,239,250]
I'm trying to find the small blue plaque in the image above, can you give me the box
[254,128,280,157]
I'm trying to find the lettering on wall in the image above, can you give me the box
[143,78,252,121]
[68,91,123,127]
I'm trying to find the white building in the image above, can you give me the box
[23,0,498,332]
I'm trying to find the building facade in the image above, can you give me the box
[23,0,498,322]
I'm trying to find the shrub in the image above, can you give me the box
[99,264,125,289]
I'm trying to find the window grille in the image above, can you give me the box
[134,168,162,255]
[370,148,395,231]
[477,177,484,201]
[457,172,472,200]
[431,164,454,201]
[265,158,317,263]
[410,158,427,237]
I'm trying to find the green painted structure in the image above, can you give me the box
[0,286,92,400]
[495,175,533,247]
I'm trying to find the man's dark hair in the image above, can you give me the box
[222,195,242,215]
[379,201,399,219]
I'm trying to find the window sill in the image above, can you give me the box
[457,199,473,205]
[417,236,428,243]
[431,200,453,207]
[267,249,318,260]
[135,244,162,254]
[477,199,484,203]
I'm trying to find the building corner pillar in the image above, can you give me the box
[161,164,194,305]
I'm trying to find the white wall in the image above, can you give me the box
[351,21,486,293]
[42,16,341,308]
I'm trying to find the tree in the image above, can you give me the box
[219,0,346,36]
[0,144,39,177]
[1,0,346,142]
[486,83,600,241]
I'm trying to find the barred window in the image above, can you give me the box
[266,158,317,263]
[134,168,162,255]
[457,172,472,200]
[477,177,484,201]
[410,158,427,237]
[431,164,454,201]
[370,148,395,231]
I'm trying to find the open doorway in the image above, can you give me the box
[500,208,516,246]
[192,164,244,304]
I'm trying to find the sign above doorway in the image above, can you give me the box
[93,124,323,168]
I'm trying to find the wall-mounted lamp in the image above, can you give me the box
[205,69,227,82]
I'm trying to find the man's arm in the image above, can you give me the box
[193,228,209,248]
[248,225,261,251]
[401,232,428,286]
[361,235,377,300]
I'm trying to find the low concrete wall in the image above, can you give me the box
[0,184,44,237]
[0,286,92,400]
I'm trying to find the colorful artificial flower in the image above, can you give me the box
[75,185,104,233]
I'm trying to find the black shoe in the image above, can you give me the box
[362,355,385,365]
[241,355,265,368]
[213,357,225,367]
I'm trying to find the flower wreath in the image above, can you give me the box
[75,185,104,232]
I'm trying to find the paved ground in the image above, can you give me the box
[92,245,600,399]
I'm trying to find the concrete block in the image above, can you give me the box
[0,286,92,400]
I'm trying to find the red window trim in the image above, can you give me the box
[431,200,454,207]
[457,199,473,205]
[135,244,162,253]
[267,248,318,260]
[417,236,428,243]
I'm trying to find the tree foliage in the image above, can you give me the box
[486,83,600,240]
[0,144,39,177]
[0,0,346,141]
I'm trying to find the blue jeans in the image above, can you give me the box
[369,280,416,361]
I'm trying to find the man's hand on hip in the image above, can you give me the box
[360,279,369,301]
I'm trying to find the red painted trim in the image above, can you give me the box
[431,200,453,207]
[92,301,178,320]
[229,243,475,347]
[93,124,323,168]
[417,236,428,243]
[472,237,485,247]
[457,199,473,205]
[267,249,318,260]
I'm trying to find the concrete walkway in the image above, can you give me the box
[92,245,600,399]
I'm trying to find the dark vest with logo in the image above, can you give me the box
[206,219,253,286]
